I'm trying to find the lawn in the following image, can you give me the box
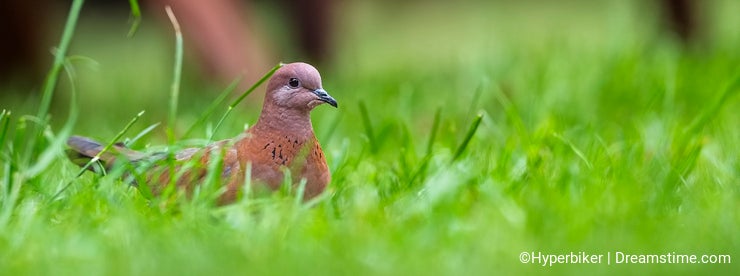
[1,0,738,275]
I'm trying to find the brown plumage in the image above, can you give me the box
[66,62,337,204]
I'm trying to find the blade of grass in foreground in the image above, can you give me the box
[209,63,282,141]
[165,6,183,188]
[125,122,161,146]
[23,0,84,165]
[426,107,441,156]
[465,81,485,121]
[663,73,740,196]
[165,6,183,146]
[452,113,483,162]
[50,110,146,201]
[320,112,342,146]
[24,60,81,179]
[0,110,10,154]
[0,164,22,229]
[408,107,442,185]
[493,82,530,145]
[75,111,146,170]
[183,77,241,138]
[358,101,376,153]
[683,73,739,136]
[127,0,142,37]
[552,132,593,170]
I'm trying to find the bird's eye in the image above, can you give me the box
[288,78,300,88]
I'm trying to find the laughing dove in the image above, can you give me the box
[66,62,337,203]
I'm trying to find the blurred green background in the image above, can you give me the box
[1,0,736,139]
[0,0,738,275]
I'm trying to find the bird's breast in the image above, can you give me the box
[232,129,329,198]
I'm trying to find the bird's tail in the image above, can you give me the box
[66,135,145,173]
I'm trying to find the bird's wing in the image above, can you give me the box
[66,135,147,169]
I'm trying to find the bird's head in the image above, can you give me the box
[265,62,338,112]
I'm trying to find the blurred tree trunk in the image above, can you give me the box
[0,1,48,88]
[660,0,700,44]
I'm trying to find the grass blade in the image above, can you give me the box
[492,82,530,145]
[465,81,485,120]
[23,0,84,165]
[183,77,241,138]
[24,60,81,178]
[358,101,376,153]
[452,113,483,162]
[79,111,145,171]
[127,0,142,38]
[683,72,739,136]
[1,161,11,198]
[0,168,22,229]
[294,179,307,206]
[552,133,593,170]
[50,110,146,201]
[320,112,342,146]
[665,72,740,194]
[408,109,442,185]
[165,6,183,146]
[0,110,10,154]
[164,6,184,188]
[426,107,441,156]
[125,122,161,146]
[209,63,282,141]
[198,146,227,204]
[35,0,84,129]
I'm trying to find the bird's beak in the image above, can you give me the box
[313,88,338,108]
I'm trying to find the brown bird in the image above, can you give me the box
[66,62,337,204]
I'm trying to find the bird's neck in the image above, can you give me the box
[252,104,315,140]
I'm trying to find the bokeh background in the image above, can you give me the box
[2,0,737,137]
[0,0,738,275]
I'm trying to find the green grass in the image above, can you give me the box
[1,0,739,275]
